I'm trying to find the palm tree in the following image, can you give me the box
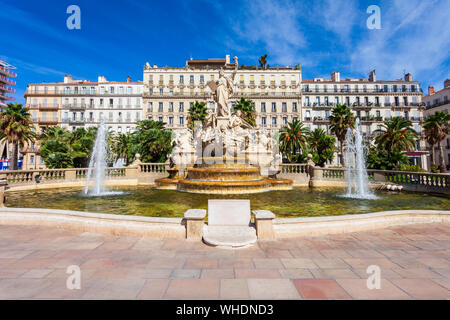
[307,128,336,167]
[258,54,268,69]
[111,133,131,165]
[233,97,256,127]
[423,111,450,172]
[279,120,310,163]
[374,117,419,153]
[0,103,37,170]
[188,101,208,128]
[329,104,355,166]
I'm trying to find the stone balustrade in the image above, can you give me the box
[1,163,448,195]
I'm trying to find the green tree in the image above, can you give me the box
[111,133,131,165]
[188,101,208,129]
[128,120,173,163]
[258,54,268,69]
[0,103,37,170]
[279,120,310,163]
[423,111,450,172]
[39,127,96,168]
[374,117,418,153]
[329,104,355,166]
[367,147,409,170]
[233,97,256,127]
[307,128,336,167]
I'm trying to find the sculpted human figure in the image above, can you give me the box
[213,69,236,118]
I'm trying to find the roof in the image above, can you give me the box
[423,86,450,98]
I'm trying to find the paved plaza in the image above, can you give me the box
[0,223,449,299]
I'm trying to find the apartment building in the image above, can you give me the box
[301,70,427,166]
[23,75,143,169]
[0,59,17,168]
[423,79,450,170]
[143,55,302,130]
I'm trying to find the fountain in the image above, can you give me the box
[84,116,119,196]
[155,68,292,194]
[342,118,377,199]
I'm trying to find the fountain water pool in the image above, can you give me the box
[84,117,122,197]
[342,118,378,200]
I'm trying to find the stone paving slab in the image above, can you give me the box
[0,223,449,299]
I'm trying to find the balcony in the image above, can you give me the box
[0,75,16,86]
[0,85,16,93]
[0,66,17,78]
[312,103,333,109]
[62,104,87,110]
[39,104,60,111]
[313,117,330,123]
[38,118,58,125]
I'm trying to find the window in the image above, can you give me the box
[159,88,163,95]
[271,102,276,112]
[169,102,174,112]
[272,117,277,125]
[283,117,287,125]
[324,97,329,106]
[158,102,163,112]
[110,87,114,94]
[179,75,184,83]
[316,97,320,105]
[119,87,124,94]
[30,155,34,164]
[305,97,310,106]
[158,116,163,122]
[179,116,184,125]
[345,97,350,105]
[261,117,266,125]
[282,103,287,112]
[190,75,194,83]
[179,102,184,112]
[109,99,113,107]
[335,97,339,105]
[261,102,266,112]
[169,117,173,125]
[200,75,204,83]
[292,102,297,112]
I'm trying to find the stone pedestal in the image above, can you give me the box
[184,209,206,240]
[252,210,276,239]
[0,179,7,207]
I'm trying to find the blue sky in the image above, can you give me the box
[2,0,449,104]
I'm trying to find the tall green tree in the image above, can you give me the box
[307,128,336,167]
[39,127,96,168]
[188,101,208,129]
[374,117,418,153]
[0,103,37,170]
[128,120,173,163]
[111,133,131,165]
[258,54,268,69]
[329,104,355,166]
[233,97,256,127]
[423,111,450,172]
[279,120,310,163]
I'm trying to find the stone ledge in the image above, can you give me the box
[274,210,450,238]
[184,209,207,220]
[252,210,275,219]
[0,207,184,238]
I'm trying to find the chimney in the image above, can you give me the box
[225,54,230,65]
[428,86,435,96]
[98,75,107,83]
[127,76,131,83]
[64,75,73,84]
[369,70,376,82]
[331,71,340,82]
[404,73,412,82]
[444,79,450,88]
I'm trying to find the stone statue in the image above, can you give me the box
[209,69,236,118]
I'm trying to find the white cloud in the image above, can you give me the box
[350,0,450,87]
[222,0,308,66]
